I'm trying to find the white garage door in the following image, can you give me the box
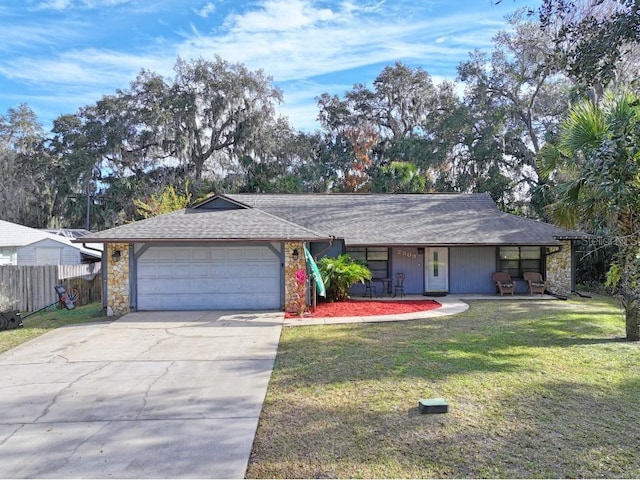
[136,245,281,310]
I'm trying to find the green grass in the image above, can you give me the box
[247,295,640,479]
[0,302,112,354]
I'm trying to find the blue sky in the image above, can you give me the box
[0,0,539,132]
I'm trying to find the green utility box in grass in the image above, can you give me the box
[419,398,449,414]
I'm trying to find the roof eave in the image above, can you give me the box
[343,240,568,247]
[74,236,331,244]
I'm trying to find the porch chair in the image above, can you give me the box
[363,279,377,298]
[523,272,547,295]
[393,272,405,298]
[492,271,515,296]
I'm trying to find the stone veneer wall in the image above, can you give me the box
[107,243,130,315]
[284,241,307,314]
[545,240,572,296]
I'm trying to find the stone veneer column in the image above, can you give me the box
[546,240,572,296]
[284,241,307,314]
[107,243,130,315]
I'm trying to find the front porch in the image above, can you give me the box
[350,293,561,302]
[346,241,574,299]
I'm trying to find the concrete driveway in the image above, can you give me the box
[0,310,284,479]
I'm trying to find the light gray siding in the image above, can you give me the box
[449,247,496,294]
[391,247,423,294]
[17,239,81,265]
[311,239,344,260]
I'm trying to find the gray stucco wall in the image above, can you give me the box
[310,239,344,260]
[17,239,82,265]
[391,247,423,294]
[449,246,497,294]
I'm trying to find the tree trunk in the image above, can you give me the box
[620,242,640,341]
[623,293,640,341]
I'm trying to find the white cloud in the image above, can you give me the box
[222,0,336,33]
[183,0,501,131]
[2,0,531,131]
[0,23,82,52]
[0,48,172,89]
[32,0,133,10]
[276,102,319,132]
[194,2,216,18]
[32,0,72,10]
[179,3,479,83]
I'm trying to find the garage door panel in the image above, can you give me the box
[260,264,280,275]
[138,292,279,310]
[244,249,265,261]
[190,264,211,277]
[157,264,186,277]
[137,245,281,310]
[187,249,210,261]
[137,264,156,279]
[237,264,262,277]
[210,264,228,276]
[227,249,246,260]
[153,249,176,261]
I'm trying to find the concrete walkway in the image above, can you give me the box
[0,310,283,479]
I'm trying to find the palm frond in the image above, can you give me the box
[560,100,605,154]
[605,91,640,133]
[537,142,563,180]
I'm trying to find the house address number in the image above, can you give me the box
[397,249,417,259]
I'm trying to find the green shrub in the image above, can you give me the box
[317,254,371,301]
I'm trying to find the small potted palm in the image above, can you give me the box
[317,254,372,302]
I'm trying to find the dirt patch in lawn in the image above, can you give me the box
[285,299,441,318]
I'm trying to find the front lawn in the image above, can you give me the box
[247,295,640,479]
[0,302,112,354]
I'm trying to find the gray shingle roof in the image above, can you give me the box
[227,193,583,246]
[0,219,102,256]
[0,220,74,247]
[78,204,330,243]
[78,192,584,246]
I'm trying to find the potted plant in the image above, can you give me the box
[317,254,371,302]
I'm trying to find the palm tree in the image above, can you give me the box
[540,92,640,340]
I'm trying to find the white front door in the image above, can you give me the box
[425,247,448,292]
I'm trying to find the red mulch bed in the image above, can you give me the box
[285,299,441,319]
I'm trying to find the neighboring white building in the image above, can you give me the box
[0,220,102,265]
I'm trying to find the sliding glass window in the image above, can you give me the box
[498,246,542,278]
[346,247,389,279]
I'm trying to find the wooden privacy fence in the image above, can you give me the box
[58,263,102,308]
[0,266,56,312]
[0,263,102,312]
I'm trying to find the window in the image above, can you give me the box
[498,246,542,278]
[346,247,389,279]
[0,247,16,265]
[433,251,439,277]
